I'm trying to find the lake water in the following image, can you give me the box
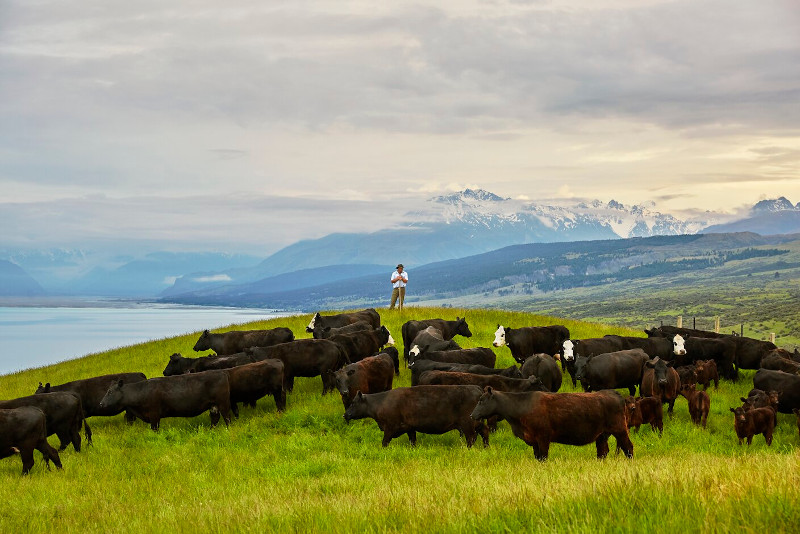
[0,301,296,375]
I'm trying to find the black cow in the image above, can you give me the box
[470,388,633,460]
[645,326,723,339]
[224,359,286,416]
[417,371,546,392]
[752,369,800,413]
[520,354,562,393]
[344,386,489,448]
[0,407,62,475]
[35,372,147,426]
[406,327,462,364]
[672,335,738,381]
[760,350,800,374]
[409,360,521,386]
[312,321,373,340]
[605,335,674,360]
[306,308,381,333]
[328,326,394,364]
[401,318,472,364]
[561,337,627,387]
[99,371,233,431]
[0,392,86,451]
[408,347,496,368]
[163,352,254,376]
[574,349,650,396]
[248,339,349,394]
[493,325,570,364]
[193,327,294,355]
[331,353,395,408]
[731,337,778,370]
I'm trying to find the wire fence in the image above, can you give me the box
[653,315,798,347]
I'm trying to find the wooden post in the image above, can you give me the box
[714,316,720,334]
[770,333,776,344]
[741,324,744,337]
[693,317,696,329]
[677,316,683,328]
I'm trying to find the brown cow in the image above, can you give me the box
[760,350,800,374]
[641,358,680,414]
[470,388,633,460]
[730,406,774,446]
[694,360,719,390]
[623,396,663,435]
[331,353,395,408]
[679,384,710,428]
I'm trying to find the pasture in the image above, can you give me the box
[1,307,799,532]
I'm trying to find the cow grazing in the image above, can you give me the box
[492,325,570,364]
[672,335,737,381]
[730,406,775,446]
[605,335,674,361]
[408,347,496,368]
[679,384,710,428]
[331,353,395,408]
[343,386,489,448]
[193,327,294,355]
[406,327,462,364]
[574,349,650,396]
[312,321,373,340]
[224,359,286,416]
[163,352,254,376]
[645,325,723,339]
[694,360,719,390]
[99,371,233,431]
[248,339,349,395]
[377,346,401,376]
[623,396,663,435]
[306,308,381,333]
[401,318,472,364]
[520,353,562,392]
[328,326,394,364]
[35,372,147,427]
[409,360,521,386]
[752,369,800,413]
[0,407,62,475]
[417,371,547,392]
[641,357,680,414]
[760,350,800,374]
[562,337,627,387]
[470,388,633,460]
[0,392,86,451]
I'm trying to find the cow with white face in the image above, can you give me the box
[493,326,507,348]
[493,324,571,366]
[673,335,687,357]
[562,340,574,361]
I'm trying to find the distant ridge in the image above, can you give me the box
[0,260,45,296]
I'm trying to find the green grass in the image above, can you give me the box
[1,307,799,532]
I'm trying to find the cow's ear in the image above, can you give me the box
[38,382,43,388]
[117,379,124,388]
[645,361,655,368]
[203,329,209,336]
[484,386,493,396]
[729,407,736,413]
[356,391,363,400]
[740,397,748,402]
[553,353,560,361]
[170,353,180,361]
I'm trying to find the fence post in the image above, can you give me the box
[677,316,683,328]
[714,316,720,334]
[741,324,744,337]
[770,333,776,344]
[693,317,696,329]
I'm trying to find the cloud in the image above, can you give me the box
[193,274,232,283]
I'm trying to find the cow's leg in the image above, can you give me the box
[382,429,394,447]
[36,438,61,470]
[274,389,287,412]
[628,386,636,396]
[84,419,92,446]
[534,440,549,461]
[210,407,221,427]
[70,424,82,452]
[668,398,676,415]
[150,418,160,432]
[595,434,610,459]
[231,403,240,419]
[20,448,35,475]
[284,375,295,393]
[765,429,773,446]
[478,422,490,447]
[124,411,137,425]
[613,431,634,458]
[407,430,417,446]
[746,435,753,445]
[56,431,70,451]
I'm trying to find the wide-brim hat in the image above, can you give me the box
[396,264,404,269]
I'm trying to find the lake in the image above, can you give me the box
[0,301,296,375]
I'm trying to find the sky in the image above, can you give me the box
[2,0,800,255]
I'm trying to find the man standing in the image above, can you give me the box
[390,264,408,309]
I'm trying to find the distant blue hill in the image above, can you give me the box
[703,210,800,236]
[0,260,45,296]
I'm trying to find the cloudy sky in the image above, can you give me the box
[2,0,799,254]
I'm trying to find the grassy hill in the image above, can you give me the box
[1,308,799,532]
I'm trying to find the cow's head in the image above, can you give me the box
[680,382,696,397]
[471,386,499,420]
[645,357,671,387]
[163,353,190,376]
[407,345,421,366]
[562,339,575,361]
[574,355,590,382]
[526,375,547,392]
[193,330,212,352]
[455,317,472,338]
[493,325,506,348]
[672,335,686,356]
[379,326,395,346]
[99,379,126,410]
[306,312,321,333]
[35,382,50,394]
[343,391,370,423]
[730,406,747,423]
[332,368,357,406]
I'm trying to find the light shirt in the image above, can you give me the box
[391,270,408,288]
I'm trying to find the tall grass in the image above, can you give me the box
[1,307,798,533]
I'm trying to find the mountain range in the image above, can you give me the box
[3,191,800,300]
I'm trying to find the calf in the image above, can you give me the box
[35,372,147,427]
[730,406,775,446]
[193,327,294,355]
[694,360,719,390]
[408,347,496,368]
[741,389,779,427]
[676,365,698,388]
[163,352,254,376]
[562,337,626,387]
[520,354,562,393]
[623,396,663,435]
[409,360,521,386]
[344,386,489,448]
[328,326,394,364]
[0,407,62,475]
[248,339,350,395]
[470,388,633,460]
[492,325,570,364]
[306,308,381,333]
[641,357,680,414]
[312,321,373,340]
[574,349,649,395]
[679,384,710,428]
[417,371,546,392]
[99,371,233,431]
[0,392,86,451]
[331,353,395,408]
[406,327,462,365]
[224,359,286,416]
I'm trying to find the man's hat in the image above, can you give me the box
[397,264,404,269]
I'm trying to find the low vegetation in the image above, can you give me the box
[1,307,799,532]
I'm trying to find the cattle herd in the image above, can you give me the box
[3,308,800,474]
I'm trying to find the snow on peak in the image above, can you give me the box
[752,197,796,214]
[433,189,508,203]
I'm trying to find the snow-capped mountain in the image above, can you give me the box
[752,197,799,214]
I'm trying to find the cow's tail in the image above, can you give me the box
[336,344,351,368]
[401,322,410,366]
